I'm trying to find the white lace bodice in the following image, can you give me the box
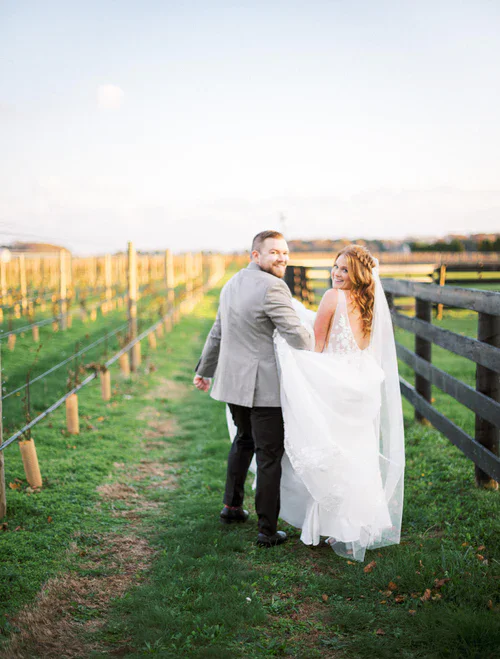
[326,289,365,356]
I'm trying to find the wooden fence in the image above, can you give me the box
[285,265,500,488]
[288,251,500,265]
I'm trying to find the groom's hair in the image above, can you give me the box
[251,230,285,253]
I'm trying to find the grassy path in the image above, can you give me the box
[1,286,499,658]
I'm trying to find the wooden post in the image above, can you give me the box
[128,242,139,371]
[198,252,204,298]
[19,255,28,316]
[293,267,301,299]
[148,331,157,350]
[436,265,446,321]
[100,369,111,401]
[50,257,57,289]
[0,260,7,306]
[105,254,112,310]
[66,393,79,434]
[474,313,500,489]
[0,346,6,518]
[165,249,175,328]
[59,250,68,330]
[7,333,16,351]
[68,252,74,318]
[184,252,193,311]
[132,341,141,367]
[32,325,39,342]
[119,352,130,377]
[415,297,432,424]
[147,255,153,289]
[299,267,311,305]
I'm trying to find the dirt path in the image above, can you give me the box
[2,378,188,659]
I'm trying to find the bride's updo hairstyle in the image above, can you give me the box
[335,244,376,336]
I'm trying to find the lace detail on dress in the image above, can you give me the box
[327,290,360,357]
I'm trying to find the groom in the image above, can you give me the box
[193,230,312,547]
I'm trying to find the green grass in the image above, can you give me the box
[0,283,499,658]
[1,284,186,437]
[96,289,500,658]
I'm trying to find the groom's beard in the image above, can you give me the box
[260,262,287,278]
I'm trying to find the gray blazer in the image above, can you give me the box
[196,262,313,407]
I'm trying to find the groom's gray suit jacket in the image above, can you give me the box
[196,262,313,408]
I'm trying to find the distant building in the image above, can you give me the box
[4,242,71,257]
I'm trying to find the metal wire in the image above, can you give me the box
[2,322,129,400]
[0,273,222,452]
[0,372,97,451]
[0,291,128,338]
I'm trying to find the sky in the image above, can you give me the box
[1,0,499,254]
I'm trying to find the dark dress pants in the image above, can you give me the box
[224,403,285,537]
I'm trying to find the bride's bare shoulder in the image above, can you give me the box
[319,288,339,310]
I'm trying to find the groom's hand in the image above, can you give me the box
[193,374,211,393]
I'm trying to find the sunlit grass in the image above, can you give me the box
[1,281,498,658]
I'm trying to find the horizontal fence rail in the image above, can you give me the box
[285,264,500,487]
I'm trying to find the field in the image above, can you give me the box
[2,283,173,440]
[0,275,499,658]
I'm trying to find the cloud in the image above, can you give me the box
[97,84,124,110]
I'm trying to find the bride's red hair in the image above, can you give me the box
[335,245,376,337]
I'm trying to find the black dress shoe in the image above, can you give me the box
[256,531,288,547]
[220,506,249,524]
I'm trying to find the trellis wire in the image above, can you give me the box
[0,372,97,451]
[2,322,129,400]
[0,272,220,453]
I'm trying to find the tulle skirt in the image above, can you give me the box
[275,336,395,561]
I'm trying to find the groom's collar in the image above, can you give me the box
[247,261,262,271]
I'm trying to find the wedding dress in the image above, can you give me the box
[227,267,405,562]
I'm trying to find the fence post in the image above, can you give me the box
[19,254,28,316]
[59,250,68,330]
[128,242,139,371]
[184,252,193,311]
[119,352,130,377]
[474,313,500,489]
[0,259,7,307]
[0,346,6,519]
[100,369,111,401]
[284,265,294,296]
[165,249,174,329]
[299,267,312,305]
[436,265,446,321]
[415,297,432,423]
[105,254,112,312]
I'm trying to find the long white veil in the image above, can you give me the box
[366,264,405,552]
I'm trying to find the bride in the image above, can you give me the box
[277,244,405,561]
[230,244,405,562]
